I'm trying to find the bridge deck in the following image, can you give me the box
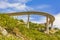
[5,11,55,24]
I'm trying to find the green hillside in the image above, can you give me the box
[0,14,60,40]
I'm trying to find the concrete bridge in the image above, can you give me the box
[5,11,55,34]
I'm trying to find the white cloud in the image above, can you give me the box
[0,0,51,12]
[0,0,33,12]
[53,13,60,29]
[0,0,31,3]
[0,0,8,2]
[13,0,32,3]
[0,2,21,8]
[0,1,29,8]
[0,2,8,9]
[14,4,33,11]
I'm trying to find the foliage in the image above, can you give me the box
[0,14,60,40]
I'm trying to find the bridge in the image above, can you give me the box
[5,11,55,34]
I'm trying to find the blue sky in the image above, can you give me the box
[0,0,60,28]
[0,0,60,14]
[26,0,60,15]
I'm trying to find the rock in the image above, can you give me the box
[0,26,8,36]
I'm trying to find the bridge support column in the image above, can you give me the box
[27,15,30,28]
[51,22,53,30]
[46,16,49,34]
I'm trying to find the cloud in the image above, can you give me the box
[0,0,51,13]
[53,13,60,29]
[0,0,7,2]
[0,0,52,23]
[13,0,32,3]
[14,4,33,11]
[0,0,31,3]
[7,0,32,3]
[0,2,8,9]
[0,0,52,13]
[0,2,22,9]
[0,1,30,8]
[0,0,33,12]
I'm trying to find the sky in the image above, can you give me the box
[0,0,60,28]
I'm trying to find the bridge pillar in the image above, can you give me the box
[27,15,30,28]
[51,22,53,30]
[46,16,49,34]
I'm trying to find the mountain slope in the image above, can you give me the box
[0,14,60,40]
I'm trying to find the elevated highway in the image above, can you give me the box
[5,11,55,34]
[5,11,55,25]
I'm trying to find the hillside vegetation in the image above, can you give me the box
[0,14,60,40]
